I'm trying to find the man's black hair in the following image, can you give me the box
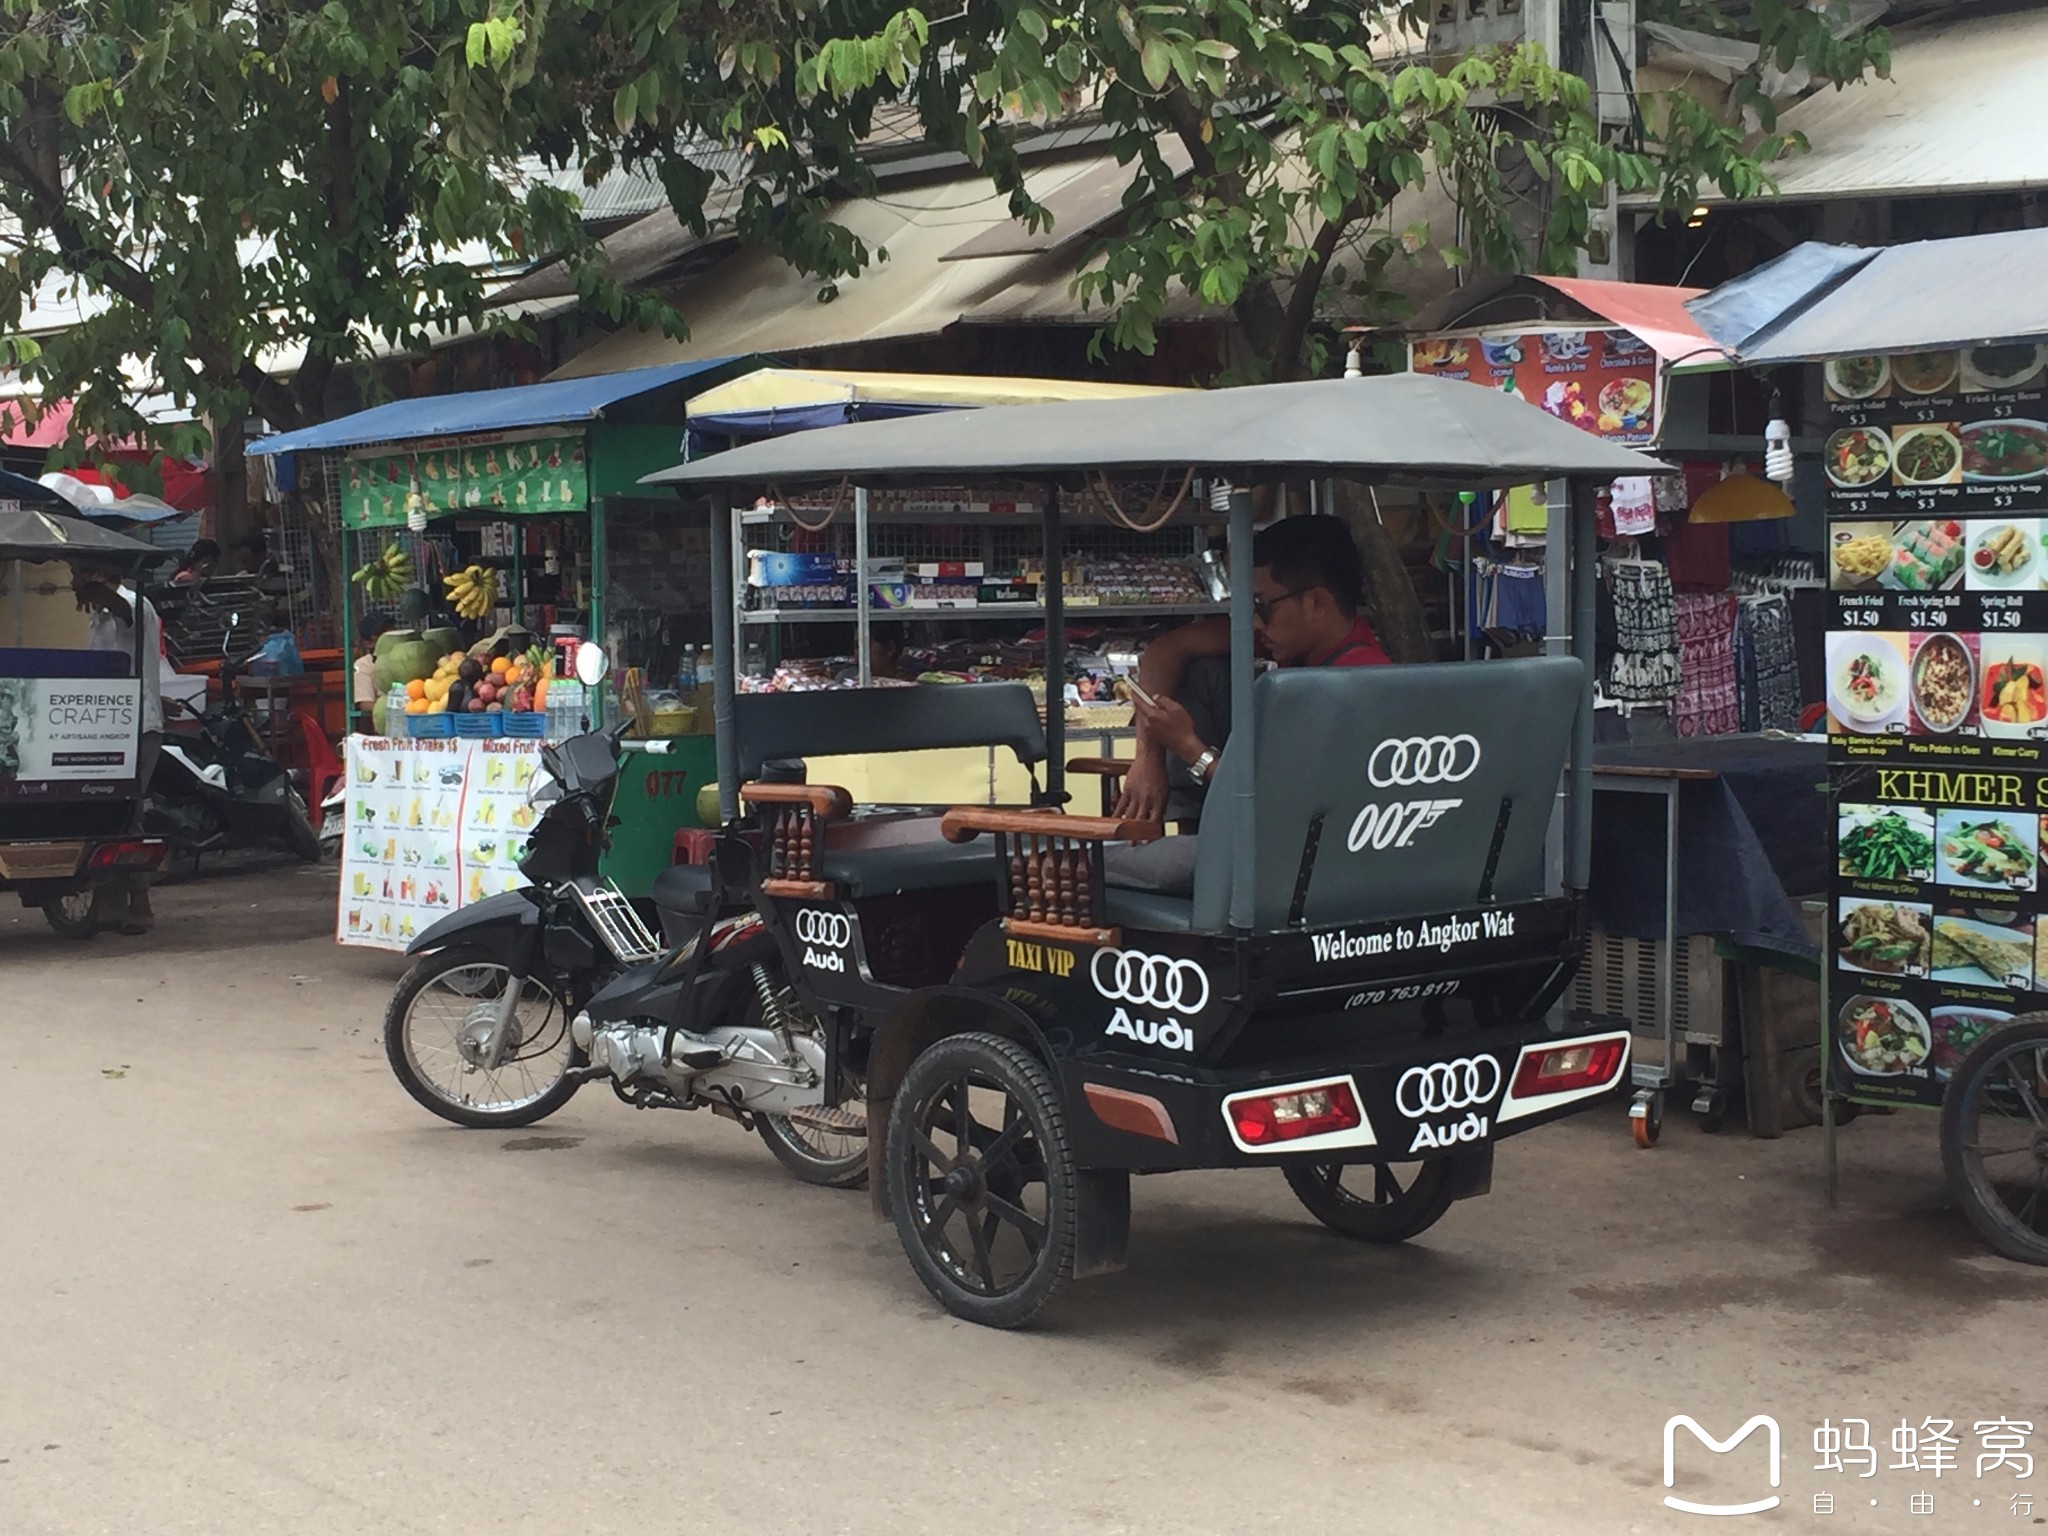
[1252,514,1363,617]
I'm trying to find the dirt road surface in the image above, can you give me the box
[3,863,2045,1535]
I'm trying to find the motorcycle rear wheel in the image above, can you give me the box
[385,946,582,1129]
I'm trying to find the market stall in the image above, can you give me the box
[678,366,1194,806]
[249,358,763,940]
[1406,276,1833,1136]
[1690,225,2048,1257]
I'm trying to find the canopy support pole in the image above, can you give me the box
[855,487,871,688]
[1042,485,1064,807]
[710,488,739,821]
[1227,484,1255,931]
[1565,477,1596,893]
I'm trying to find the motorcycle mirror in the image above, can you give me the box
[574,642,609,686]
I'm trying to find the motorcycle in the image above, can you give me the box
[381,644,866,1187]
[150,613,323,871]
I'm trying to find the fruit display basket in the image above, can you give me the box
[504,711,547,739]
[451,709,505,739]
[404,713,456,739]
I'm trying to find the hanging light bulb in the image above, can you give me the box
[1763,390,1794,484]
[405,475,428,533]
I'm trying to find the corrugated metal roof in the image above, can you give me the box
[1687,228,2048,363]
[1659,8,2048,207]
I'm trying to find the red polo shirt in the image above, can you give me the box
[1303,615,1391,668]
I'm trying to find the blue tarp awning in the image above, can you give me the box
[1687,230,2048,365]
[246,357,759,459]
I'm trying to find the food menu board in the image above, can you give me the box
[1824,341,2048,1105]
[338,735,540,951]
[1822,343,2048,759]
[1408,327,1660,445]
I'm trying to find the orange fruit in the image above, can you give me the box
[491,656,511,676]
[406,678,427,700]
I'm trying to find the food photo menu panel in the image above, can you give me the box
[1824,341,2048,1104]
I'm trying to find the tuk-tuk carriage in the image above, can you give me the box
[0,488,167,934]
[640,372,1662,1327]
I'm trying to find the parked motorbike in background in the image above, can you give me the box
[381,643,866,1187]
[149,613,323,872]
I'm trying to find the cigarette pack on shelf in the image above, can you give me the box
[747,551,845,587]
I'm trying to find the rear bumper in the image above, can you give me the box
[0,836,166,898]
[1060,1024,1631,1171]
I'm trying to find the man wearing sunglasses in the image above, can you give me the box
[1105,515,1389,894]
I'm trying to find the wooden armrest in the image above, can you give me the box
[941,808,1163,845]
[1066,757,1131,778]
[739,782,853,820]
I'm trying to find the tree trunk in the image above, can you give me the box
[1335,482,1435,664]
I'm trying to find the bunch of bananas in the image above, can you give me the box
[443,563,499,621]
[351,542,413,601]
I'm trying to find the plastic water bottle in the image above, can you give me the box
[385,685,408,737]
[677,645,698,693]
[547,680,585,741]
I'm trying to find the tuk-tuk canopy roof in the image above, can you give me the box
[0,501,163,563]
[644,372,1668,494]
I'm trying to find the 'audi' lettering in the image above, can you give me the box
[1091,948,1210,1014]
[1408,1111,1490,1154]
[1104,1007,1193,1053]
[1395,1055,1502,1117]
[795,910,851,948]
[1345,798,1463,853]
[1368,734,1482,787]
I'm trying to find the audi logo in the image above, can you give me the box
[1090,948,1210,1014]
[1395,1055,1502,1117]
[795,909,852,948]
[1367,735,1482,788]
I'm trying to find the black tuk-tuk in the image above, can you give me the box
[0,490,167,934]
[639,372,1660,1327]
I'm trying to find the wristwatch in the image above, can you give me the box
[1187,747,1220,785]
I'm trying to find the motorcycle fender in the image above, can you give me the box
[405,888,543,967]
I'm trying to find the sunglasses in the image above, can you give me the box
[1253,586,1317,623]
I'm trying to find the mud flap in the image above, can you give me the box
[1072,1169,1131,1280]
[1446,1145,1494,1203]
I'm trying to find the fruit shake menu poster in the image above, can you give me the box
[1830,763,2048,1107]
[1409,328,1660,445]
[338,735,542,951]
[1822,343,2048,761]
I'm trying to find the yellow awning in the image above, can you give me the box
[685,366,1183,419]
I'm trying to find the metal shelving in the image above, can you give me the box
[739,601,1225,625]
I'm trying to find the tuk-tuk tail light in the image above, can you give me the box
[88,839,167,872]
[1229,1080,1363,1147]
[1509,1036,1628,1100]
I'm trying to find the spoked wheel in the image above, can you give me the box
[1941,1015,2048,1266]
[1283,1159,1456,1243]
[384,945,581,1129]
[885,1033,1075,1329]
[40,888,102,940]
[750,984,870,1189]
[759,1075,869,1188]
[282,791,323,863]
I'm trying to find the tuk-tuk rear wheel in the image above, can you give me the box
[41,889,103,940]
[885,1032,1075,1329]
[1283,1159,1456,1243]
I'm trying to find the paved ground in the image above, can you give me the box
[3,862,2046,1536]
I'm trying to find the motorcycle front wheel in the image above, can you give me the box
[385,946,582,1129]
[281,791,322,863]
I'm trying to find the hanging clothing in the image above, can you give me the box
[1674,591,1741,738]
[1604,560,1682,704]
[1737,593,1801,733]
